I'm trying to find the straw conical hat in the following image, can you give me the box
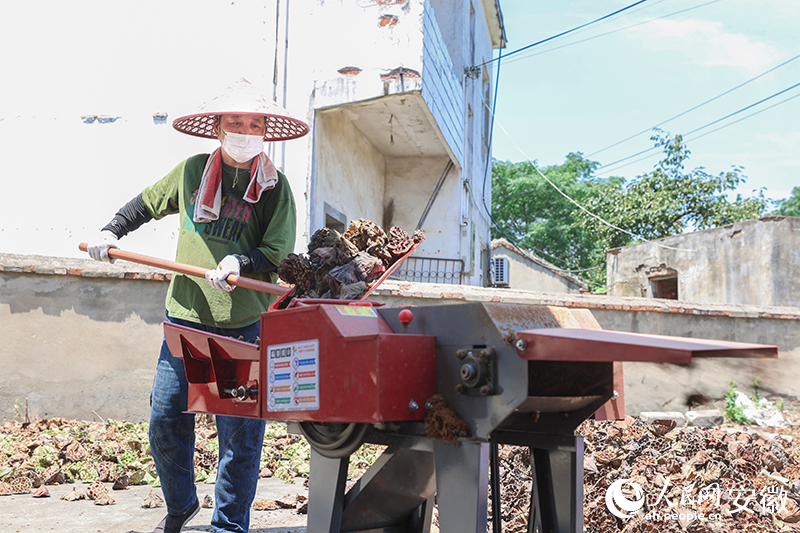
[172,78,309,141]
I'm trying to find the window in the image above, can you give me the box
[650,275,678,300]
[323,202,346,234]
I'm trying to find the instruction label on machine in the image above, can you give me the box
[266,339,320,412]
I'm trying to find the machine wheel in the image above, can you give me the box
[298,421,370,458]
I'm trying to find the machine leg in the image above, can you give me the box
[307,448,349,533]
[433,440,490,533]
[528,436,584,533]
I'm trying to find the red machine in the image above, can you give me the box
[80,243,779,533]
[163,300,777,533]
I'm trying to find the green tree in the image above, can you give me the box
[581,132,769,251]
[773,187,800,217]
[491,152,607,283]
[491,132,769,291]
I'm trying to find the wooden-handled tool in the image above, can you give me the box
[78,243,290,296]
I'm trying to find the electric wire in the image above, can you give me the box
[596,80,800,174]
[503,0,720,68]
[589,52,800,158]
[488,100,697,253]
[596,90,800,176]
[478,49,600,284]
[475,0,654,68]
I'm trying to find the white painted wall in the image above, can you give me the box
[0,0,313,260]
[312,110,386,231]
[1,0,500,289]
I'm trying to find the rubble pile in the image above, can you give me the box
[277,219,424,306]
[2,412,799,531]
[490,417,800,533]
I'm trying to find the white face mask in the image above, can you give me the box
[221,131,265,163]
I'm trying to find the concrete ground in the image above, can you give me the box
[0,477,308,533]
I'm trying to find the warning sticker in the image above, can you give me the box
[266,339,320,412]
[334,305,378,318]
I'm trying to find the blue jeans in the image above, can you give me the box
[149,314,266,533]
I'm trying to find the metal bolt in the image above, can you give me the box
[409,399,419,412]
[612,389,620,400]
[531,411,540,423]
[562,412,570,421]
[515,339,527,351]
[460,362,478,382]
[479,348,495,361]
[455,349,467,360]
[455,384,465,393]
[479,385,493,396]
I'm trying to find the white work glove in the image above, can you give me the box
[87,231,119,263]
[205,255,240,292]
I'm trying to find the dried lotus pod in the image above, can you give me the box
[253,498,279,511]
[60,487,86,501]
[112,474,129,491]
[95,461,114,482]
[352,251,385,283]
[386,226,413,259]
[10,476,32,494]
[201,494,214,508]
[94,493,115,505]
[310,247,341,268]
[689,449,711,465]
[328,262,360,286]
[308,227,332,252]
[343,219,386,251]
[412,229,425,243]
[649,419,677,437]
[336,237,359,260]
[593,449,622,468]
[277,253,314,292]
[32,485,50,498]
[762,450,785,471]
[367,243,392,265]
[44,469,66,485]
[276,494,298,508]
[86,480,108,500]
[335,281,366,300]
[61,442,86,462]
[141,489,164,508]
[195,449,218,469]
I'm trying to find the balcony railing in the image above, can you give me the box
[392,257,464,285]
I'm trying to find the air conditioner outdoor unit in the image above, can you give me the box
[491,257,509,286]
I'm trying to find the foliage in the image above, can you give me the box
[491,152,608,289]
[723,382,750,424]
[492,131,770,290]
[580,131,768,249]
[773,186,800,217]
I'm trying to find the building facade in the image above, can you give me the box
[607,217,800,307]
[1,0,505,287]
[490,239,587,293]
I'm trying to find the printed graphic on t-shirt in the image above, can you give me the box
[181,193,254,245]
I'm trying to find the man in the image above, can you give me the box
[87,78,308,533]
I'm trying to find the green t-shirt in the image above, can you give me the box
[142,154,297,328]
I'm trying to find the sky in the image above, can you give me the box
[491,0,800,204]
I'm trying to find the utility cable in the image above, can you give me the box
[487,101,697,253]
[479,50,599,278]
[596,80,800,173]
[503,0,720,67]
[596,90,800,176]
[474,0,653,68]
[589,52,800,157]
